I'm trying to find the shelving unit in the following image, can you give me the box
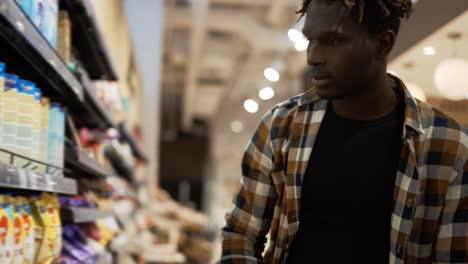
[0,0,83,100]
[0,162,78,195]
[0,0,148,161]
[65,146,115,179]
[0,1,153,262]
[118,123,148,162]
[61,207,113,223]
[60,0,118,80]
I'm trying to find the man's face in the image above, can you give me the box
[303,0,379,99]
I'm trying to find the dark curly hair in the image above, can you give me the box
[297,0,413,35]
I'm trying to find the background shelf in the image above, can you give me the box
[61,207,113,223]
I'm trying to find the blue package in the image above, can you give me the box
[16,0,32,17]
[30,0,45,31]
[18,80,36,95]
[44,0,58,48]
[5,74,20,90]
[0,62,6,74]
[34,87,42,101]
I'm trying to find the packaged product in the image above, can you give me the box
[16,80,36,166]
[47,103,64,175]
[39,97,50,174]
[62,224,97,264]
[2,74,19,161]
[45,0,58,48]
[30,0,46,34]
[16,0,33,17]
[0,62,5,155]
[31,88,42,166]
[0,195,14,264]
[58,11,71,63]
[12,197,26,264]
[17,197,36,264]
[31,196,47,263]
[43,193,62,263]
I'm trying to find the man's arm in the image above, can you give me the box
[221,110,278,263]
[434,151,468,263]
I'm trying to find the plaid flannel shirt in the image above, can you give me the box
[221,76,468,264]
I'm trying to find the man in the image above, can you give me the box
[221,0,467,263]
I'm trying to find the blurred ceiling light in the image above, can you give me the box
[264,68,280,82]
[243,99,259,113]
[405,82,427,102]
[423,46,436,56]
[288,29,303,43]
[259,87,275,101]
[295,39,309,52]
[230,120,244,133]
[434,58,468,100]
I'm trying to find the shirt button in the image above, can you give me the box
[408,198,413,206]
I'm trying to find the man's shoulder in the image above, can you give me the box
[417,99,467,146]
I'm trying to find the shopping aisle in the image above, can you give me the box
[0,0,214,263]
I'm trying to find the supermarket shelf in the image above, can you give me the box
[118,123,148,162]
[60,0,118,80]
[61,207,113,223]
[79,69,118,128]
[0,0,84,101]
[0,162,78,195]
[65,146,115,179]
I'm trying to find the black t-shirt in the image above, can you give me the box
[286,98,405,264]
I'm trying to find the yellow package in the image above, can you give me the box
[16,197,36,264]
[12,197,26,264]
[33,193,62,264]
[43,193,62,263]
[39,98,50,174]
[31,197,48,264]
[0,195,14,264]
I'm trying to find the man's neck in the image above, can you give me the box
[331,73,397,121]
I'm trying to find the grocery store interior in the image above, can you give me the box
[0,0,467,263]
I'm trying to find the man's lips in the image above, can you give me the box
[311,74,333,86]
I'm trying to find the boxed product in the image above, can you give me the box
[39,97,50,173]
[43,0,58,48]
[32,88,42,164]
[2,74,19,159]
[0,195,15,264]
[58,11,71,63]
[30,0,45,32]
[30,0,57,48]
[16,0,33,17]
[0,63,5,153]
[16,80,36,166]
[47,103,65,174]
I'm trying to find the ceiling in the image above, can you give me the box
[389,10,468,97]
[161,0,468,182]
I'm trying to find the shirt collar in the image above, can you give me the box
[298,74,425,136]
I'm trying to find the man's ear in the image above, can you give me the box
[376,30,396,60]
